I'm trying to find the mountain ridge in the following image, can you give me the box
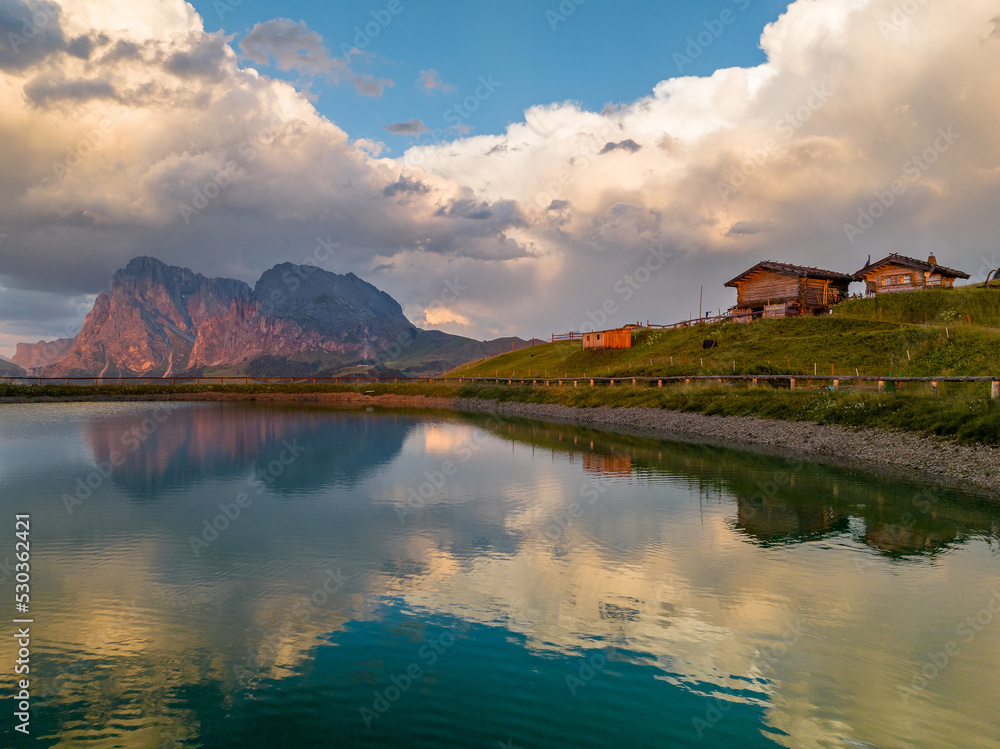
[19,257,530,377]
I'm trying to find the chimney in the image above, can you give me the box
[928,254,937,266]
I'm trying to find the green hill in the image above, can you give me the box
[454,287,1000,380]
[0,359,25,377]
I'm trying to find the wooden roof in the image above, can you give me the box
[852,254,969,280]
[725,261,853,288]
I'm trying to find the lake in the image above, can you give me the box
[1,401,998,748]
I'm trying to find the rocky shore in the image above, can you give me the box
[3,390,996,496]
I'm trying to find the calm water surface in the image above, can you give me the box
[1,401,999,748]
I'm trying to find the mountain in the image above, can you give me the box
[0,357,25,376]
[11,337,75,370]
[25,256,530,377]
[48,257,251,377]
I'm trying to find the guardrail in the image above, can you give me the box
[3,376,440,386]
[4,374,999,397]
[448,374,1000,398]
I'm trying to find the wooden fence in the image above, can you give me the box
[7,374,998,398]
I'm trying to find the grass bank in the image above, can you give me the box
[3,380,999,446]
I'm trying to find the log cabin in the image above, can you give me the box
[725,261,853,321]
[582,326,634,350]
[852,253,969,296]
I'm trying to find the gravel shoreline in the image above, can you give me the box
[3,391,995,496]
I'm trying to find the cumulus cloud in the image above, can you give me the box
[383,119,430,135]
[417,68,456,95]
[1,0,1000,353]
[239,18,393,96]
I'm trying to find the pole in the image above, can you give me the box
[699,285,703,320]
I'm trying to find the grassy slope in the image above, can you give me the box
[1,380,998,445]
[455,287,1000,380]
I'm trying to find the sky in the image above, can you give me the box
[1,0,999,356]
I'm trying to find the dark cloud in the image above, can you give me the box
[239,18,392,96]
[726,220,778,237]
[23,74,116,105]
[166,34,229,80]
[99,39,142,64]
[548,200,570,211]
[240,18,332,75]
[66,34,94,60]
[599,139,642,154]
[383,175,431,197]
[0,0,64,70]
[383,119,430,135]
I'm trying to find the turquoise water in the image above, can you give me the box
[1,401,999,748]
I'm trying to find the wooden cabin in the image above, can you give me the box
[582,326,634,350]
[725,261,853,321]
[852,254,969,296]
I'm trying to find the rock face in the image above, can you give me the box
[34,256,430,376]
[46,257,251,376]
[189,263,415,368]
[11,337,75,370]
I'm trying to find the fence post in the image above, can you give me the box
[878,380,885,392]
[685,379,690,387]
[833,379,839,391]
[993,381,999,400]
[790,378,795,390]
[658,380,662,388]
[632,379,636,387]
[574,380,578,387]
[752,378,757,388]
[590,379,594,387]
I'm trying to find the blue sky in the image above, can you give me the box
[193,0,792,154]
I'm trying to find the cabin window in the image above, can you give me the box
[901,275,911,284]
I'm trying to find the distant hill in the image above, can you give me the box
[0,358,25,376]
[24,256,531,378]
